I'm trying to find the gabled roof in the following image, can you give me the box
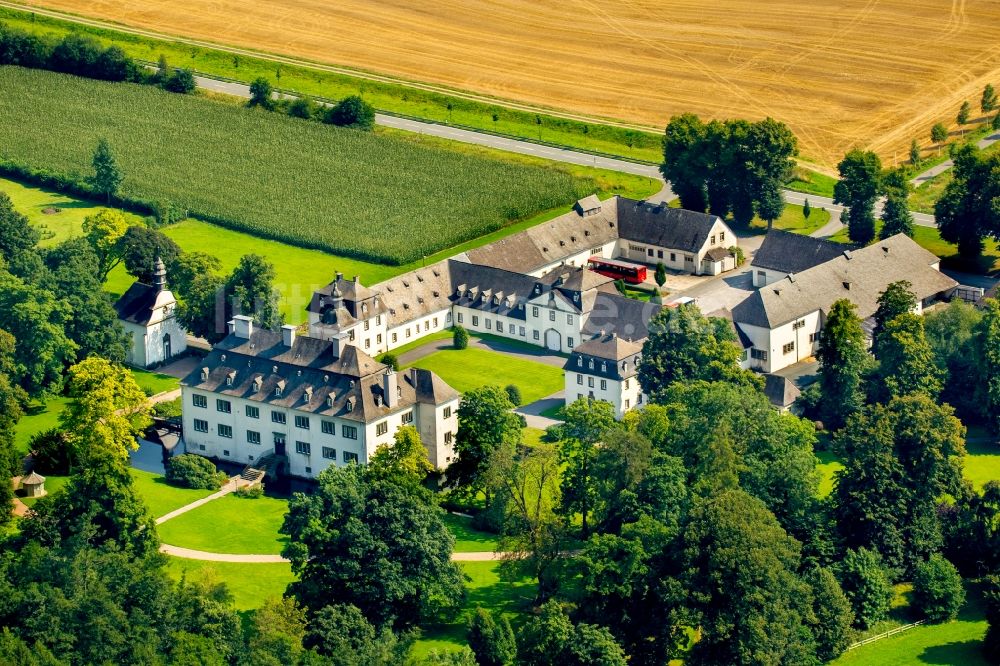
[573,332,643,361]
[114,282,170,325]
[752,229,850,275]
[763,374,801,409]
[733,234,957,329]
[582,291,663,341]
[704,246,732,262]
[182,330,456,422]
[616,197,724,253]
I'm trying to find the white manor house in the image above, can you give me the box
[180,193,959,479]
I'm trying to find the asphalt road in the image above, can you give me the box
[194,73,938,227]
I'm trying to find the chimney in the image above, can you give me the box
[330,332,349,359]
[384,369,398,408]
[231,315,253,339]
[335,271,344,282]
[843,281,852,291]
[281,324,296,348]
[352,275,359,283]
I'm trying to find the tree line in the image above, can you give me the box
[0,21,196,94]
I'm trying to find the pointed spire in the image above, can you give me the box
[152,256,167,291]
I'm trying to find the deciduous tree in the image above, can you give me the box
[873,313,943,401]
[931,123,949,146]
[936,145,1000,260]
[805,566,854,662]
[120,225,182,283]
[660,113,710,211]
[82,208,129,282]
[958,100,972,128]
[834,149,882,245]
[880,168,914,239]
[225,253,282,330]
[282,464,463,629]
[447,385,520,502]
[468,607,516,666]
[838,547,894,629]
[248,77,274,110]
[984,84,998,114]
[557,397,617,536]
[912,554,965,622]
[324,95,375,130]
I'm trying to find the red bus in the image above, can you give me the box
[587,256,647,284]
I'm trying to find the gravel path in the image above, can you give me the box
[159,543,505,563]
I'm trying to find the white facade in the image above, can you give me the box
[616,218,733,276]
[564,370,644,419]
[115,259,188,368]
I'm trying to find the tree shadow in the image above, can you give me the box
[917,640,984,665]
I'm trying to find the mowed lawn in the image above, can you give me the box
[411,560,535,659]
[405,348,564,405]
[0,176,144,246]
[13,396,71,455]
[815,449,844,499]
[129,368,180,396]
[157,494,290,555]
[130,468,216,519]
[831,581,988,666]
[164,558,295,611]
[441,513,499,553]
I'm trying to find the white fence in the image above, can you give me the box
[845,620,926,651]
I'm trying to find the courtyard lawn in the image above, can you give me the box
[129,367,180,396]
[522,427,548,448]
[831,581,988,666]
[411,560,535,659]
[13,396,71,455]
[157,494,289,555]
[164,558,296,611]
[0,175,144,246]
[442,513,499,553]
[130,469,216,519]
[405,348,564,405]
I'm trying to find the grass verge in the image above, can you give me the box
[130,468,216,519]
[129,367,180,396]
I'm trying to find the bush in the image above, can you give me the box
[153,397,182,419]
[234,483,264,499]
[453,325,469,350]
[163,68,196,94]
[468,607,516,666]
[248,77,274,110]
[323,95,375,130]
[984,575,1000,664]
[379,353,400,371]
[730,245,746,266]
[29,428,72,475]
[165,454,227,490]
[504,384,522,406]
[912,554,965,622]
[287,96,315,120]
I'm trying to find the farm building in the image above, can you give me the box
[464,195,737,277]
[732,234,957,373]
[179,316,459,479]
[114,258,188,368]
[750,229,851,288]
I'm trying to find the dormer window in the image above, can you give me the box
[252,376,263,392]
[601,362,607,372]
[226,371,236,386]
[346,398,354,412]
[588,359,594,370]
[275,380,286,397]
[577,357,583,367]
[304,386,313,403]
[327,394,335,407]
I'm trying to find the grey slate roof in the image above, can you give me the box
[616,197,722,253]
[752,230,851,275]
[763,374,801,409]
[114,282,162,325]
[583,290,663,341]
[732,234,957,329]
[181,329,455,422]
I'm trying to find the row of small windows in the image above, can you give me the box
[577,374,608,390]
[193,395,362,430]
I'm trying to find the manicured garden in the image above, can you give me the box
[405,347,564,405]
[441,513,499,553]
[130,468,216,518]
[0,65,627,265]
[164,558,296,611]
[13,396,71,455]
[157,494,290,555]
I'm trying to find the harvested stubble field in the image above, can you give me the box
[18,0,1000,166]
[0,66,601,264]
